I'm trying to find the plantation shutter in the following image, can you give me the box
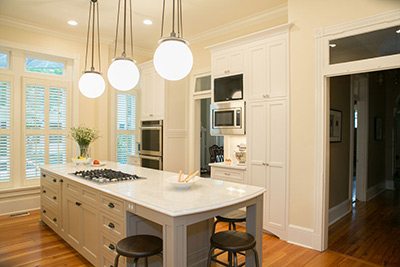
[116,94,136,164]
[0,81,11,182]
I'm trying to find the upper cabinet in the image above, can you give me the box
[246,36,288,101]
[209,24,290,102]
[212,49,245,78]
[140,62,165,121]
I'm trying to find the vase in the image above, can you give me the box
[79,144,90,158]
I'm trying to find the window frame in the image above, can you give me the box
[24,52,67,78]
[0,50,11,70]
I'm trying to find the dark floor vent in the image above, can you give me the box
[10,211,30,218]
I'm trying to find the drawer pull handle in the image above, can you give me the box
[60,179,64,183]
[42,190,46,193]
[75,202,82,206]
[53,196,57,200]
[52,178,57,183]
[224,173,231,176]
[43,209,46,214]
[42,174,46,178]
[53,218,57,222]
[108,202,115,208]
[108,244,115,250]
[108,222,115,229]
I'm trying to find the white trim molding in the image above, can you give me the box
[0,186,40,216]
[329,199,352,226]
[287,224,314,249]
[315,9,400,251]
[367,182,386,201]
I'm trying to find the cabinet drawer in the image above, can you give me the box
[41,184,59,206]
[101,233,119,256]
[101,194,124,218]
[212,168,245,183]
[101,213,124,239]
[41,172,61,189]
[41,205,59,229]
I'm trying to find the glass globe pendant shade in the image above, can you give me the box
[78,71,105,99]
[153,38,193,81]
[107,58,140,91]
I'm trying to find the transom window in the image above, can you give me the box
[0,51,9,69]
[25,57,65,76]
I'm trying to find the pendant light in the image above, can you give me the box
[79,0,105,99]
[154,0,193,81]
[108,0,140,91]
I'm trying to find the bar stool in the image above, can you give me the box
[114,235,162,267]
[212,210,246,233]
[207,231,259,267]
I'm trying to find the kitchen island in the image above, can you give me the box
[40,162,264,267]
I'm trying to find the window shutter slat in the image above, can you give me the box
[0,81,11,129]
[117,94,136,131]
[49,87,67,129]
[0,135,11,182]
[117,134,135,164]
[25,135,45,179]
[49,135,66,164]
[25,85,45,129]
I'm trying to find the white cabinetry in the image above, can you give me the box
[212,49,245,78]
[246,36,288,101]
[210,164,246,184]
[140,62,165,121]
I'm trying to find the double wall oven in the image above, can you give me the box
[140,120,163,170]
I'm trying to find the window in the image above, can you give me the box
[24,81,69,179]
[25,57,65,75]
[0,51,9,69]
[116,93,137,164]
[194,75,211,92]
[0,80,11,182]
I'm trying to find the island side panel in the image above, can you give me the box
[246,194,264,266]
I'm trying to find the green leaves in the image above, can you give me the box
[70,126,99,146]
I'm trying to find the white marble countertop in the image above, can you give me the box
[209,162,247,170]
[40,162,263,217]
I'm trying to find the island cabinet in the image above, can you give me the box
[40,172,63,234]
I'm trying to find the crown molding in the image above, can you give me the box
[0,15,152,57]
[188,4,288,44]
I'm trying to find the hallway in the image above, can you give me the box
[329,190,400,266]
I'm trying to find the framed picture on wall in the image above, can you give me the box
[330,109,342,142]
[374,117,383,141]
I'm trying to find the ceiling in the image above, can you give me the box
[0,0,287,51]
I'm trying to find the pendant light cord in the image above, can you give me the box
[171,0,175,36]
[179,0,183,38]
[160,0,166,38]
[84,1,92,71]
[91,0,95,71]
[113,0,121,58]
[96,1,101,71]
[123,0,127,57]
[129,0,134,57]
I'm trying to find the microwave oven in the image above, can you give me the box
[213,74,243,102]
[210,101,245,136]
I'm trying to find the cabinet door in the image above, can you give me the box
[212,53,229,77]
[140,68,154,121]
[81,204,99,265]
[153,72,165,120]
[265,100,287,236]
[64,195,81,248]
[246,43,268,101]
[228,50,245,75]
[266,38,288,98]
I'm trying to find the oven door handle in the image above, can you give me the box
[140,155,162,161]
[140,126,162,130]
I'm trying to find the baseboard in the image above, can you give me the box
[367,181,386,201]
[328,199,351,226]
[0,188,40,216]
[287,224,314,249]
[386,180,395,190]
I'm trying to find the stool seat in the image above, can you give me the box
[216,210,246,223]
[116,235,162,258]
[211,231,256,252]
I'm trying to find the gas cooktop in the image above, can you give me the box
[72,169,144,183]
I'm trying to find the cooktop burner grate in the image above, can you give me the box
[72,169,144,183]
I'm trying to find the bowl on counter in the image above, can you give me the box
[72,157,91,165]
[167,176,200,189]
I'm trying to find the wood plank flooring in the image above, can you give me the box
[328,190,400,267]
[0,210,382,266]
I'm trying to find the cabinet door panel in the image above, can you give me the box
[229,50,244,74]
[81,204,99,264]
[247,44,267,101]
[64,196,81,247]
[153,72,165,119]
[267,39,287,98]
[140,69,154,120]
[212,54,229,77]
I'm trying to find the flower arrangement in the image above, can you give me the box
[70,126,99,158]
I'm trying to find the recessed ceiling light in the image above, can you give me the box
[396,29,400,34]
[329,43,337,48]
[143,19,153,25]
[67,20,78,26]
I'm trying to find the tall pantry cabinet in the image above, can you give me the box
[209,24,290,239]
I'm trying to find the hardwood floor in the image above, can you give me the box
[328,190,400,267]
[0,210,383,267]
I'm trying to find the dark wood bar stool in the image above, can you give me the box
[213,210,246,233]
[114,235,162,267]
[207,230,259,267]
